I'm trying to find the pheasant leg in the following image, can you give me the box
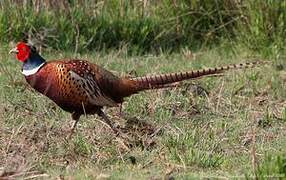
[97,109,132,145]
[97,109,119,134]
[67,112,81,137]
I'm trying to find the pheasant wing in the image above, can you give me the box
[69,70,118,107]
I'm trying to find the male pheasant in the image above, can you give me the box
[9,42,266,133]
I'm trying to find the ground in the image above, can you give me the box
[0,45,285,179]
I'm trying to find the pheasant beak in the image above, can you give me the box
[9,47,19,54]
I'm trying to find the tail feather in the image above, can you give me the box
[128,61,269,93]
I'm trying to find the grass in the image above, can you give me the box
[0,43,285,179]
[1,0,236,53]
[1,1,286,55]
[1,1,286,178]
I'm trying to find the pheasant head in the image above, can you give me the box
[10,42,46,76]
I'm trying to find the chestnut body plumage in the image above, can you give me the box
[10,42,267,133]
[24,59,143,117]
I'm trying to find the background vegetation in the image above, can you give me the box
[0,0,285,179]
[0,0,285,55]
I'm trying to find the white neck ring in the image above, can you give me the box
[22,63,45,76]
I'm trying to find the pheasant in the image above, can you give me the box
[9,42,266,133]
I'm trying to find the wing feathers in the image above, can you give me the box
[70,71,117,107]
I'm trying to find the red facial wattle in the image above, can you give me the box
[16,42,30,62]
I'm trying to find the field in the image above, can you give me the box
[0,44,285,179]
[0,0,286,179]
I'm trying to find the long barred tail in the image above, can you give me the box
[129,61,269,92]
